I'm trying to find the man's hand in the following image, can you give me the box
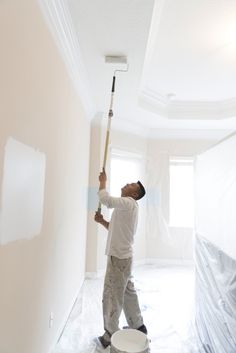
[99,168,107,190]
[94,211,109,230]
[94,211,104,224]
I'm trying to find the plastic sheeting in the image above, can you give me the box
[146,152,172,243]
[195,132,236,260]
[193,133,236,353]
[192,234,236,353]
[53,264,195,353]
[52,248,235,353]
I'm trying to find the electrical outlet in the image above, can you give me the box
[49,312,54,328]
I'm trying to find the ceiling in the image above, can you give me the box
[56,0,236,139]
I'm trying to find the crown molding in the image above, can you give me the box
[38,0,95,119]
[169,98,236,120]
[139,86,236,120]
[139,87,168,117]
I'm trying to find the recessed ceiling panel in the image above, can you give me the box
[143,0,236,101]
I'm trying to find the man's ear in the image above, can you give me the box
[132,191,139,200]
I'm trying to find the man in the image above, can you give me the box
[94,168,147,348]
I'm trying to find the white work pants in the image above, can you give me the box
[102,255,144,341]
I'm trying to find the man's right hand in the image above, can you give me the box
[94,211,104,224]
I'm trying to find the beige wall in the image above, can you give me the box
[0,2,90,353]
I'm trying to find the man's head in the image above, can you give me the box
[121,181,146,200]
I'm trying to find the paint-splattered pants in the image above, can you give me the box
[101,255,144,342]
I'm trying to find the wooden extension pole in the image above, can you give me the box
[97,76,116,214]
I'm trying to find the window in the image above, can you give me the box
[110,150,143,197]
[169,157,194,228]
[109,149,146,234]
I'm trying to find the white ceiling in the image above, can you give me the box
[64,0,236,139]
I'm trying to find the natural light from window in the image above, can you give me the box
[169,157,194,228]
[110,151,142,197]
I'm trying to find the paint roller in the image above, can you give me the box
[97,55,129,214]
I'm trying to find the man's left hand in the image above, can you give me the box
[99,168,107,190]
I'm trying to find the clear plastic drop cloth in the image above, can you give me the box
[191,132,236,353]
[52,253,236,353]
[53,263,196,353]
[146,152,173,244]
[187,234,236,353]
[194,132,236,261]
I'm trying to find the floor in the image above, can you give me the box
[53,263,197,353]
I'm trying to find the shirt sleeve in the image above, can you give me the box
[98,189,136,210]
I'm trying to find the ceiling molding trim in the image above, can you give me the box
[139,87,168,116]
[38,0,95,119]
[168,99,236,120]
[140,86,236,120]
[140,87,168,106]
[147,128,234,140]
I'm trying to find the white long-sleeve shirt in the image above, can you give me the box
[98,189,138,259]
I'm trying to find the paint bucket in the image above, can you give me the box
[111,329,150,353]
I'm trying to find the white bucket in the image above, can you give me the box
[110,329,149,353]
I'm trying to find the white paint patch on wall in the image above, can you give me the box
[0,137,46,245]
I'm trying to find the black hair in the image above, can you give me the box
[136,181,146,200]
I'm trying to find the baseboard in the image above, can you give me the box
[85,268,106,279]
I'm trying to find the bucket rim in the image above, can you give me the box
[111,329,149,353]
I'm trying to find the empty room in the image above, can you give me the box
[0,1,235,353]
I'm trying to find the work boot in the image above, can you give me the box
[123,324,148,335]
[137,324,148,335]
[98,331,111,348]
[98,335,111,348]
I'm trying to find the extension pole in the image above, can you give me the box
[97,75,116,214]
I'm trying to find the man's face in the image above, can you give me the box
[121,183,139,199]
